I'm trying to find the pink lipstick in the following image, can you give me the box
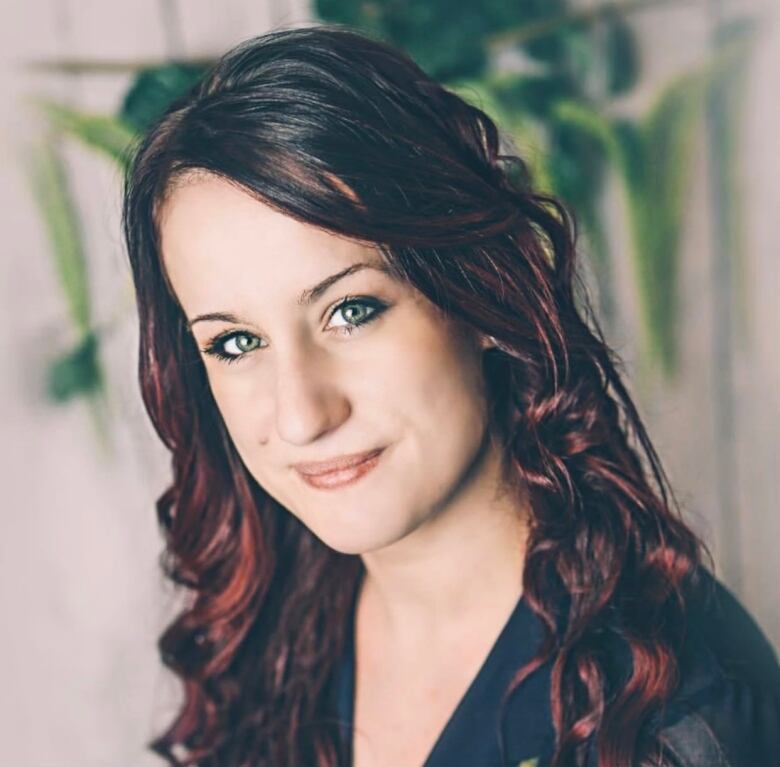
[292,447,385,490]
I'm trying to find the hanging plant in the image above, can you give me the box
[317,0,757,375]
[23,3,757,430]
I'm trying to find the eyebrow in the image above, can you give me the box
[187,262,393,329]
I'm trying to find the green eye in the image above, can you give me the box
[334,301,371,326]
[233,334,260,353]
[202,331,263,363]
[328,296,387,334]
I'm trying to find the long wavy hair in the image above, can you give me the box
[122,23,710,767]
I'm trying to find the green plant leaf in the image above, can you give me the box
[547,111,608,205]
[492,72,578,120]
[445,75,552,191]
[578,202,616,325]
[46,332,103,403]
[486,0,672,57]
[315,0,379,30]
[405,13,489,81]
[26,136,92,332]
[447,77,505,126]
[708,17,758,341]
[26,135,108,406]
[603,12,640,95]
[553,28,754,377]
[617,67,718,374]
[611,117,645,192]
[120,62,209,133]
[316,0,572,79]
[560,24,600,95]
[544,107,615,322]
[635,32,755,374]
[513,0,569,65]
[32,100,136,168]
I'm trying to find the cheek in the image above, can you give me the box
[386,318,491,488]
[353,309,489,448]
[205,371,263,455]
[208,376,288,505]
[401,309,488,420]
[425,357,487,447]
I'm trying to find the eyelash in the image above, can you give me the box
[200,295,388,365]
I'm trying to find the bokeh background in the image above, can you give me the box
[1,0,777,764]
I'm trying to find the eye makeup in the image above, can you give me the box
[199,294,389,364]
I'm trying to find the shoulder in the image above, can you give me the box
[645,567,780,767]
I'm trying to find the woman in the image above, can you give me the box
[122,23,780,767]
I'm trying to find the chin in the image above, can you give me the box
[308,514,416,557]
[313,529,397,557]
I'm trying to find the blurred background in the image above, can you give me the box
[0,0,777,764]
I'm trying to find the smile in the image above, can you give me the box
[294,447,385,490]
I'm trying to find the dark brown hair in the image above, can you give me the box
[122,23,708,767]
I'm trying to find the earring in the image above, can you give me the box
[483,334,500,350]
[484,335,512,355]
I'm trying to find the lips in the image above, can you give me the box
[292,447,385,477]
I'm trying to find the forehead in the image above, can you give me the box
[157,172,387,315]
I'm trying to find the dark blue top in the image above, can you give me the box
[327,567,780,767]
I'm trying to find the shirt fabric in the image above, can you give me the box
[328,567,780,767]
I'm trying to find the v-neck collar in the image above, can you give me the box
[333,589,547,767]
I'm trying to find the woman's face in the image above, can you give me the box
[159,172,504,555]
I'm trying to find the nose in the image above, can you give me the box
[272,343,351,446]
